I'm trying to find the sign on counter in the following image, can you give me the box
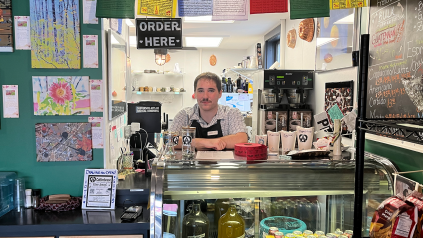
[82,169,118,210]
[136,18,182,49]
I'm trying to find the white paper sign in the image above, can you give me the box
[89,80,103,112]
[82,169,118,210]
[83,35,99,68]
[14,16,31,50]
[89,117,104,148]
[2,85,19,118]
[212,0,248,21]
[314,111,331,132]
[342,111,357,132]
[83,0,98,24]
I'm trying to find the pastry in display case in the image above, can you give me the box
[150,152,396,238]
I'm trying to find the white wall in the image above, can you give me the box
[129,47,251,119]
[284,19,317,70]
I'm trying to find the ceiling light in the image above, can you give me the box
[185,37,223,47]
[316,37,339,47]
[334,14,354,24]
[130,36,137,47]
[126,19,135,27]
[184,16,234,23]
[154,49,167,66]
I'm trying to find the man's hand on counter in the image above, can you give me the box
[193,138,226,151]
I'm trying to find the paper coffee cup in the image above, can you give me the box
[267,131,280,152]
[296,126,314,150]
[281,130,296,152]
[255,135,267,146]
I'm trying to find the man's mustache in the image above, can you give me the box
[201,99,210,102]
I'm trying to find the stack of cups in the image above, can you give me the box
[280,131,297,154]
[14,178,25,212]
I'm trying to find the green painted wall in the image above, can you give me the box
[0,0,104,196]
[365,140,423,184]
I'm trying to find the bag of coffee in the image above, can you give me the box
[370,195,412,238]
[405,191,423,238]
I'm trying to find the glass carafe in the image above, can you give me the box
[218,205,245,238]
[182,204,210,238]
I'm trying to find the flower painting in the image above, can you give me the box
[33,76,90,115]
[36,123,92,162]
[30,0,80,68]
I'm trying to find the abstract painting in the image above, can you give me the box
[33,76,90,115]
[30,0,80,68]
[36,123,92,162]
[0,0,13,52]
[325,81,354,136]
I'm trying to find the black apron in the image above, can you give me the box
[190,119,224,139]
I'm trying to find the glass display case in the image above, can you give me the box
[149,151,396,238]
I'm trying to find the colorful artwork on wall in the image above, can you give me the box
[30,0,81,68]
[35,123,92,162]
[324,81,354,137]
[32,76,90,115]
[0,0,13,52]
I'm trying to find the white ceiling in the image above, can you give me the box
[129,13,289,49]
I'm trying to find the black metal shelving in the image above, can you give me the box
[358,119,423,144]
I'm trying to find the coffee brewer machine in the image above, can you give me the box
[257,69,314,134]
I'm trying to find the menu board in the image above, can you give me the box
[367,0,423,119]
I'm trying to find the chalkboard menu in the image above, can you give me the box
[367,0,423,119]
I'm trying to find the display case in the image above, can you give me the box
[149,151,396,238]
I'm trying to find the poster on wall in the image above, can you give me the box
[289,0,329,19]
[30,0,80,69]
[178,0,212,16]
[82,169,117,210]
[96,0,134,18]
[0,0,13,52]
[83,35,98,68]
[138,0,177,18]
[88,117,103,148]
[212,0,248,21]
[83,0,98,24]
[14,16,31,50]
[325,81,354,137]
[250,0,287,14]
[35,123,93,162]
[315,8,355,71]
[32,76,90,116]
[2,85,19,118]
[330,0,366,9]
[90,80,103,112]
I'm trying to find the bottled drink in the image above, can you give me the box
[218,205,245,238]
[236,75,242,92]
[227,78,233,93]
[222,78,227,93]
[215,199,230,225]
[182,204,210,238]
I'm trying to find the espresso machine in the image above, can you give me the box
[257,69,314,134]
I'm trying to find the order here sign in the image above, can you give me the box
[136,18,182,49]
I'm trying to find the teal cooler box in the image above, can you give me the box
[0,172,17,217]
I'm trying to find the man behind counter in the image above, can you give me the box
[170,72,248,150]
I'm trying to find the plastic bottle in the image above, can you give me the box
[25,189,32,208]
[227,78,233,93]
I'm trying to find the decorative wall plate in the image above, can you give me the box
[210,54,217,66]
[298,18,315,42]
[287,29,297,49]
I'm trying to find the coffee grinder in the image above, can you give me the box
[258,69,314,134]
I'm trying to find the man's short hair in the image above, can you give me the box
[194,72,222,92]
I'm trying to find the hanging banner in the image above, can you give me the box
[250,0,288,14]
[96,0,134,18]
[178,0,212,16]
[136,18,182,49]
[138,0,177,18]
[289,0,329,19]
[212,0,248,21]
[330,0,366,9]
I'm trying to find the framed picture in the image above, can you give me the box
[82,169,118,210]
[325,81,354,137]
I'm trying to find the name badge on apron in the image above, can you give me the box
[207,131,218,136]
